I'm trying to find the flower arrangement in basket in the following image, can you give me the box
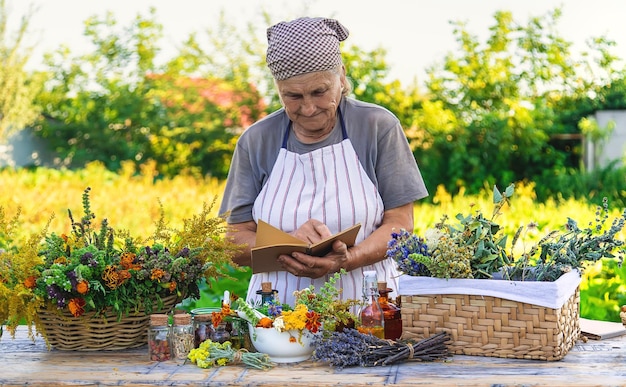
[387,183,626,361]
[387,184,625,282]
[0,187,240,350]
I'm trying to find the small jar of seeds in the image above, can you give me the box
[171,313,195,360]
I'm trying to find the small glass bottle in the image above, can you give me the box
[192,313,214,348]
[378,281,403,340]
[148,314,171,361]
[358,270,385,339]
[228,317,248,350]
[171,313,195,361]
[216,293,234,345]
[212,323,231,344]
[256,281,278,305]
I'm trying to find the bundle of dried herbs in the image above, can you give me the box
[311,328,450,369]
[387,184,626,282]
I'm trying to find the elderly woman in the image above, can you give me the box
[219,17,428,305]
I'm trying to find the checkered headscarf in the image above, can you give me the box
[266,17,349,80]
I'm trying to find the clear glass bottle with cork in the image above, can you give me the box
[217,290,234,346]
[357,270,385,339]
[171,313,195,361]
[377,281,403,340]
[148,313,171,361]
[256,281,278,305]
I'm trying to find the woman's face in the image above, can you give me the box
[276,69,345,141]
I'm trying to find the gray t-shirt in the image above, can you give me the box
[219,97,428,224]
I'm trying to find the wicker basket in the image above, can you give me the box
[399,271,581,361]
[37,294,179,351]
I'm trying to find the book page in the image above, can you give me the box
[254,220,305,247]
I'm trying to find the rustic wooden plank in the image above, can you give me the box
[1,326,625,386]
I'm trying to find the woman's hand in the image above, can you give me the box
[277,239,350,279]
[289,219,333,244]
[279,219,345,278]
[278,203,415,278]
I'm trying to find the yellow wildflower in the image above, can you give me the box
[281,304,308,331]
[188,347,209,366]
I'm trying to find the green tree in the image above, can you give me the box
[144,74,265,178]
[343,45,424,130]
[164,9,274,108]
[540,73,626,206]
[35,8,266,178]
[0,0,41,143]
[155,10,269,177]
[411,8,625,197]
[35,9,164,169]
[33,6,413,179]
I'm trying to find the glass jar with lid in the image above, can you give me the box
[148,314,171,361]
[171,313,194,360]
[191,307,230,345]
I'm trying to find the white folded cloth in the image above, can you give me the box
[398,270,581,309]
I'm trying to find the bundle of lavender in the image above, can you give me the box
[311,328,450,369]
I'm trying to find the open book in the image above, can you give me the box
[250,220,361,274]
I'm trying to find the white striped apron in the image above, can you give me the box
[250,108,399,306]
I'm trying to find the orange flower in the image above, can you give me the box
[54,256,68,265]
[119,252,141,270]
[168,280,177,292]
[23,275,37,289]
[211,311,224,328]
[68,298,86,317]
[117,270,131,285]
[151,268,165,281]
[211,304,233,328]
[257,317,273,328]
[76,279,89,294]
[289,335,297,343]
[305,310,321,333]
[102,265,120,289]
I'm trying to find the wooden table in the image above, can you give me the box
[1,326,625,387]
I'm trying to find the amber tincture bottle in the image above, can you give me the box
[358,270,385,339]
[377,281,403,340]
